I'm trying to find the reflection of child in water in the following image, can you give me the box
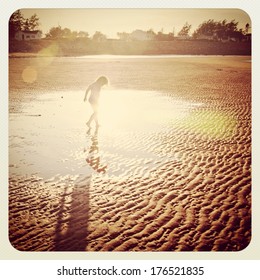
[85,127,107,173]
[84,76,108,128]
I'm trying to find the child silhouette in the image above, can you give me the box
[84,76,108,128]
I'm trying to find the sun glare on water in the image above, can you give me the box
[9,88,238,178]
[97,89,237,140]
[98,89,190,132]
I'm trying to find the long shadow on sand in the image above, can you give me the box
[54,176,91,251]
[53,127,107,251]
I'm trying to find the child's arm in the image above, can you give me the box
[84,86,91,102]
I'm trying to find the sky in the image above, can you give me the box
[20,9,251,38]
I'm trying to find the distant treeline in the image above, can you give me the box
[10,10,251,41]
[9,38,251,56]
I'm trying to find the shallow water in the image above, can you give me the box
[9,89,201,178]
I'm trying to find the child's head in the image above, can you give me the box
[96,76,109,86]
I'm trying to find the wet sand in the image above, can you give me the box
[9,56,251,251]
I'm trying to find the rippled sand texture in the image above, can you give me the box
[9,56,251,251]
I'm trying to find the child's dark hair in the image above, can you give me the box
[96,76,108,86]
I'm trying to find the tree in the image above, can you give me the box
[245,23,250,34]
[167,32,175,41]
[9,10,40,39]
[155,31,165,41]
[71,31,78,39]
[45,26,90,39]
[154,30,174,41]
[78,31,89,38]
[45,25,63,39]
[193,19,243,41]
[27,14,40,31]
[146,29,156,40]
[193,19,218,38]
[178,22,192,37]
[92,31,107,42]
[117,32,129,41]
[9,10,25,38]
[225,20,238,33]
[62,27,72,38]
[147,29,156,36]
[215,20,227,39]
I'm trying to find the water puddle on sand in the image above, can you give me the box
[9,89,202,179]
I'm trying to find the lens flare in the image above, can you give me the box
[22,66,37,83]
[180,110,237,140]
[35,42,60,67]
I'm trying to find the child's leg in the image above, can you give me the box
[92,111,99,127]
[87,113,94,127]
[92,103,99,126]
[87,103,99,127]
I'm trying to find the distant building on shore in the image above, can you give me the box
[175,34,191,40]
[130,29,155,41]
[195,32,251,42]
[15,30,42,41]
[118,29,155,41]
[195,34,215,41]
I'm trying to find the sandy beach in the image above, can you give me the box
[9,55,251,251]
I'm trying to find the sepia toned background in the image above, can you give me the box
[3,3,256,260]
